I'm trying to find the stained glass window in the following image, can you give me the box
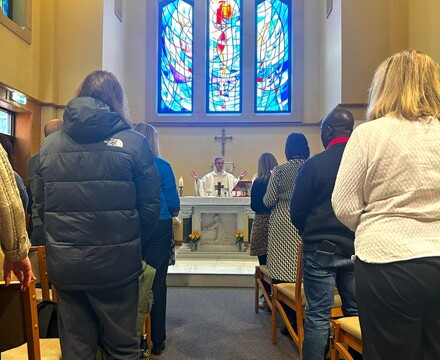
[256,0,290,113]
[1,0,9,17]
[207,0,241,113]
[158,0,193,113]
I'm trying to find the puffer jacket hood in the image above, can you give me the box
[63,97,130,144]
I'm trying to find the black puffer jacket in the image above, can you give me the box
[35,97,160,290]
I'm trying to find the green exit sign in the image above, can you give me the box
[11,91,27,105]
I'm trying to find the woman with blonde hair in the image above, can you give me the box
[249,152,278,309]
[332,49,440,360]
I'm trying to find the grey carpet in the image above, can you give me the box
[157,287,298,360]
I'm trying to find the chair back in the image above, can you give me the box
[295,242,303,314]
[29,246,52,301]
[0,281,41,359]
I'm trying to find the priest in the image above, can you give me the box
[191,157,247,197]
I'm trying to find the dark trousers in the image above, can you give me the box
[356,257,440,360]
[143,218,172,345]
[56,280,139,360]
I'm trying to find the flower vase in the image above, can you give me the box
[238,242,243,252]
[191,241,199,251]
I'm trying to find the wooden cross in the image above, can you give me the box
[214,128,233,156]
[215,182,224,197]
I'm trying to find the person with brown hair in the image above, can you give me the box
[134,122,180,356]
[35,70,160,360]
[333,50,440,360]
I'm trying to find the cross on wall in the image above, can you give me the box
[214,128,232,156]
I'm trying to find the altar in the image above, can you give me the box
[176,196,255,252]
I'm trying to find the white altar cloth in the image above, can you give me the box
[180,196,251,206]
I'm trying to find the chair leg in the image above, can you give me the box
[330,321,342,360]
[143,313,152,356]
[271,287,278,344]
[255,267,260,314]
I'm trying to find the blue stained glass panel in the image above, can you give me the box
[208,0,241,113]
[159,0,193,113]
[1,0,8,16]
[256,0,290,112]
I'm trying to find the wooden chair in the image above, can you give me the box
[28,246,57,303]
[330,316,362,360]
[271,243,343,359]
[143,313,152,355]
[255,264,273,312]
[0,280,61,360]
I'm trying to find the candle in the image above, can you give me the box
[179,177,184,187]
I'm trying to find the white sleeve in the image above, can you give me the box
[332,131,368,231]
[196,173,211,196]
[194,180,201,196]
[230,173,239,190]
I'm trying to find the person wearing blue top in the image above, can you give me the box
[134,122,180,356]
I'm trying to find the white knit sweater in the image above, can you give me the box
[332,116,440,263]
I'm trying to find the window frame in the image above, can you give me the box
[254,0,292,114]
[146,0,303,126]
[0,108,15,137]
[0,0,32,44]
[206,0,243,114]
[157,0,194,114]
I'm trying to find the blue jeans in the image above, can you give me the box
[302,250,358,360]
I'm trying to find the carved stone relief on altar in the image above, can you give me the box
[200,213,237,245]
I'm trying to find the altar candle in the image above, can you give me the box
[179,177,184,187]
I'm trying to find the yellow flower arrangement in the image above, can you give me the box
[188,231,201,243]
[234,230,244,244]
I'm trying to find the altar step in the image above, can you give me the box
[167,253,258,288]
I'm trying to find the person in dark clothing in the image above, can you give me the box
[250,152,278,310]
[0,134,28,210]
[134,122,180,356]
[34,71,161,360]
[27,118,63,245]
[290,107,357,360]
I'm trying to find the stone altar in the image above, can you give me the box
[176,196,255,252]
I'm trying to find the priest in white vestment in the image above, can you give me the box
[191,157,247,197]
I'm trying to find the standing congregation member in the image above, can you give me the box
[332,49,440,360]
[0,134,28,210]
[191,156,247,197]
[249,152,278,310]
[290,107,357,360]
[27,118,63,245]
[263,133,309,330]
[35,71,161,360]
[0,145,35,291]
[134,122,180,356]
